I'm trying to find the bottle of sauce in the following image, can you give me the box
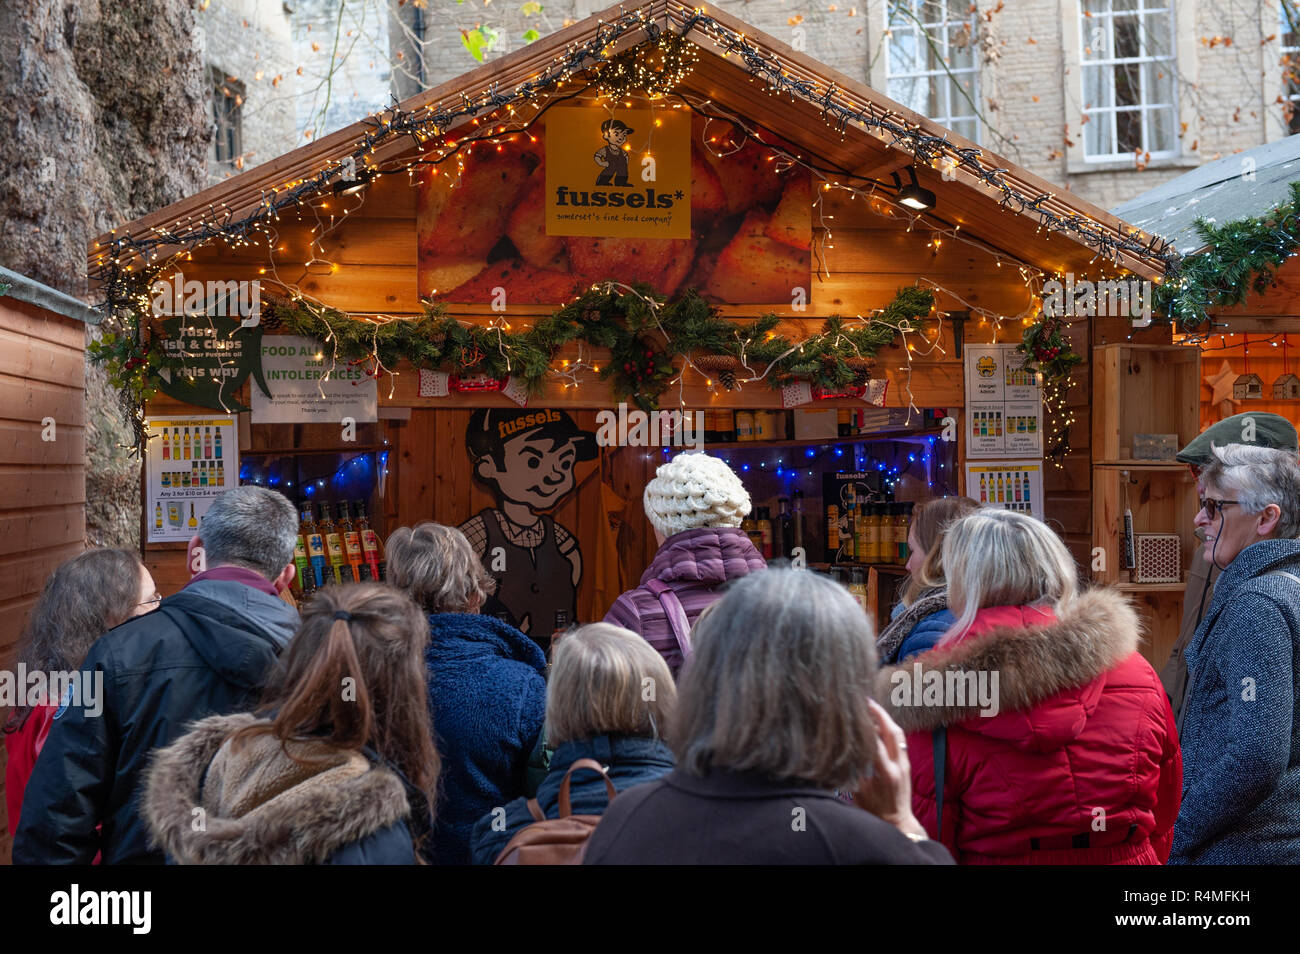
[753,411,771,442]
[877,503,894,565]
[756,506,773,559]
[855,501,870,565]
[292,505,314,598]
[742,513,762,553]
[339,501,371,581]
[848,566,868,614]
[318,502,353,585]
[354,499,386,581]
[838,408,852,437]
[735,410,755,442]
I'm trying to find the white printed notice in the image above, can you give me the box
[964,342,1043,459]
[145,415,239,543]
[251,335,378,424]
[965,461,1044,520]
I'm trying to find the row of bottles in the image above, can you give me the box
[1004,366,1035,386]
[827,499,914,565]
[161,426,223,462]
[154,500,198,530]
[741,491,805,560]
[978,472,1031,506]
[971,411,1037,438]
[293,499,385,596]
[704,410,793,443]
[161,462,226,489]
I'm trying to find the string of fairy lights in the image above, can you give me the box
[90,4,1172,464]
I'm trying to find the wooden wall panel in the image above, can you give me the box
[0,298,89,864]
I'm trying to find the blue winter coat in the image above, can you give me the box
[468,734,675,864]
[896,609,954,662]
[1172,538,1300,864]
[424,612,547,865]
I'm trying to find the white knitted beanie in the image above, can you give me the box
[643,452,752,539]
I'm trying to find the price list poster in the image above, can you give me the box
[145,415,239,543]
[964,461,1044,519]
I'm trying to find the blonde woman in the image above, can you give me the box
[468,623,677,864]
[876,496,980,664]
[604,453,765,679]
[875,509,1182,864]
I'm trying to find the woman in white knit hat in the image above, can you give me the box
[603,452,766,678]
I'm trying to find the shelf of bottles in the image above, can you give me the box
[663,408,959,585]
[238,448,390,599]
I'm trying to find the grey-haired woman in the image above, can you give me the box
[584,567,953,865]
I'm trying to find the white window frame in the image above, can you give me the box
[1077,0,1178,162]
[1063,0,1196,172]
[880,0,982,144]
[1281,1,1300,135]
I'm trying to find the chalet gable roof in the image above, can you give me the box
[91,0,1169,283]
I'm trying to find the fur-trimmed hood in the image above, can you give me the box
[143,713,411,865]
[874,587,1142,744]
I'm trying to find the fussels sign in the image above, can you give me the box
[545,106,692,239]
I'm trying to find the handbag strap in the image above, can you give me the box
[557,757,617,818]
[933,726,947,843]
[644,579,693,663]
[525,799,545,822]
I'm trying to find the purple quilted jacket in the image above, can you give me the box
[603,527,767,678]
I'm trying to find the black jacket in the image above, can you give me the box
[12,579,297,865]
[583,768,955,865]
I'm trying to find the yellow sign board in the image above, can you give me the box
[545,106,691,239]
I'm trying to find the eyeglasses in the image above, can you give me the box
[138,593,162,608]
[1198,497,1240,519]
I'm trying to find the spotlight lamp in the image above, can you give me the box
[894,167,937,212]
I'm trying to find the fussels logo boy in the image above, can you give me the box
[545,107,692,240]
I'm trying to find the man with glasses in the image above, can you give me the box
[1162,413,1298,730]
[14,487,300,865]
[1169,436,1300,863]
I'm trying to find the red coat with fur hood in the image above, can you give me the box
[876,588,1182,864]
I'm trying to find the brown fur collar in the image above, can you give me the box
[143,713,411,864]
[873,587,1142,732]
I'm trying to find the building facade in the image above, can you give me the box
[210,0,1299,210]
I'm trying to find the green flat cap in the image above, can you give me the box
[1176,412,1299,464]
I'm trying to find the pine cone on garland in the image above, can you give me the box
[694,354,740,390]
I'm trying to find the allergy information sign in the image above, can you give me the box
[251,335,378,424]
[545,106,691,239]
[964,342,1044,459]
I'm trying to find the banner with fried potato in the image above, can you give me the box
[416,109,811,306]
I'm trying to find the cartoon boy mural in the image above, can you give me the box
[459,409,598,649]
[593,118,633,186]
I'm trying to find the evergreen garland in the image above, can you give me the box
[264,283,935,411]
[1155,180,1300,329]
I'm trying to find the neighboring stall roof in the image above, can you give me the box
[91,0,1168,282]
[1112,134,1300,256]
[0,265,102,325]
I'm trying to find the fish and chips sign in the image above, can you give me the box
[544,106,691,239]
